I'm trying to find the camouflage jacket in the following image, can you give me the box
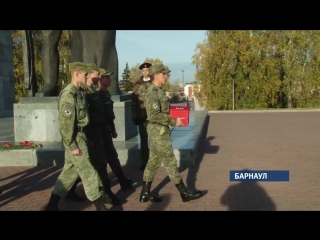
[58,83,90,151]
[96,87,116,132]
[131,76,152,124]
[145,83,177,127]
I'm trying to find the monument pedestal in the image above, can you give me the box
[14,97,61,142]
[0,30,15,118]
[111,93,137,141]
[13,93,137,142]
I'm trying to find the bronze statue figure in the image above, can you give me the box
[69,30,121,96]
[21,30,37,97]
[28,30,121,97]
[35,30,62,97]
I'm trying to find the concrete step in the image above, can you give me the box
[0,110,208,167]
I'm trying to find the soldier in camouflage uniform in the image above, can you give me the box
[132,62,152,171]
[64,178,83,201]
[140,63,205,203]
[45,62,107,211]
[80,63,122,205]
[97,69,138,191]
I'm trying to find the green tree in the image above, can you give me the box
[57,30,71,92]
[11,30,26,102]
[119,62,133,92]
[192,30,320,110]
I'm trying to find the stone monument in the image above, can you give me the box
[13,30,136,142]
[0,30,15,118]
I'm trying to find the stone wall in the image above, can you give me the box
[0,30,15,118]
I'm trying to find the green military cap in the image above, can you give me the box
[99,68,113,77]
[148,63,171,75]
[99,68,106,75]
[69,62,93,73]
[86,63,100,72]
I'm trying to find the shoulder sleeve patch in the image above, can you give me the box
[64,108,73,117]
[61,102,75,117]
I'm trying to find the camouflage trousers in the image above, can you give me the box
[53,132,101,201]
[102,130,123,176]
[89,129,111,188]
[139,122,149,165]
[143,123,182,185]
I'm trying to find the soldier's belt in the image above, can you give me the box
[148,122,169,128]
[77,126,87,133]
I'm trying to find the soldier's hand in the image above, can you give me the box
[176,118,184,127]
[72,148,82,156]
[88,141,94,149]
[112,131,118,138]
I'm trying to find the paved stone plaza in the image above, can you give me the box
[0,110,320,211]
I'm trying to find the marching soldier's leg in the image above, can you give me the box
[65,177,85,202]
[89,136,122,206]
[45,148,79,211]
[139,122,149,171]
[71,135,108,211]
[159,131,204,202]
[99,173,122,206]
[103,132,138,190]
[140,132,162,203]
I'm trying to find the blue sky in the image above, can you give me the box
[116,30,207,84]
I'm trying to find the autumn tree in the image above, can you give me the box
[192,30,320,110]
[128,63,142,84]
[57,30,71,92]
[11,30,26,102]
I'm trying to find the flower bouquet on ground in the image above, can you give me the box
[0,141,43,151]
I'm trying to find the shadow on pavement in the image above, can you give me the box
[0,166,61,209]
[144,193,171,211]
[220,169,277,211]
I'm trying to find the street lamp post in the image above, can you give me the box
[182,69,184,85]
[231,74,236,110]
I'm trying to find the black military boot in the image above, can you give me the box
[45,193,61,211]
[65,178,86,202]
[101,183,122,206]
[175,180,204,202]
[93,197,108,211]
[117,173,138,191]
[139,181,163,202]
